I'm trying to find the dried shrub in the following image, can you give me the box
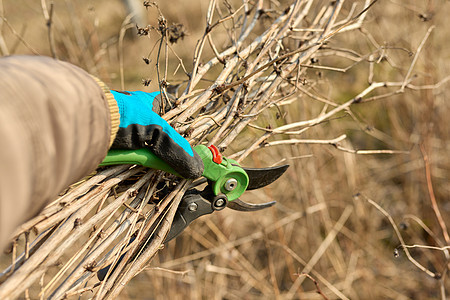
[0,0,448,299]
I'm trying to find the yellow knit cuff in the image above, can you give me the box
[90,76,120,147]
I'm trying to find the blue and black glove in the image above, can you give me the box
[111,90,204,179]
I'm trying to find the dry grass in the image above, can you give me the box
[0,0,449,299]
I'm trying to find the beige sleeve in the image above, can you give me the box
[0,55,119,249]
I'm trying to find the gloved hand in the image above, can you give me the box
[111,90,204,179]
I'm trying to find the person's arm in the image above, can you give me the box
[0,55,118,248]
[0,55,204,250]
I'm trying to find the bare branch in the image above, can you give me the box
[362,194,440,279]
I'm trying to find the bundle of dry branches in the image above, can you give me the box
[0,0,448,299]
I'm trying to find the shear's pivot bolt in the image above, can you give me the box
[212,194,227,211]
[224,178,238,191]
[215,199,226,207]
[188,202,198,211]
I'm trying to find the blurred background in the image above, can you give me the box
[0,0,449,299]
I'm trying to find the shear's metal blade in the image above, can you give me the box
[227,198,276,211]
[243,164,289,190]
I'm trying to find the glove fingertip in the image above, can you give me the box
[164,150,204,179]
[179,153,204,179]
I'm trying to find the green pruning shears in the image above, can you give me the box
[97,145,288,281]
[101,145,250,201]
[101,145,288,202]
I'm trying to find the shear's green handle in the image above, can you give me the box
[100,145,248,201]
[100,148,180,176]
